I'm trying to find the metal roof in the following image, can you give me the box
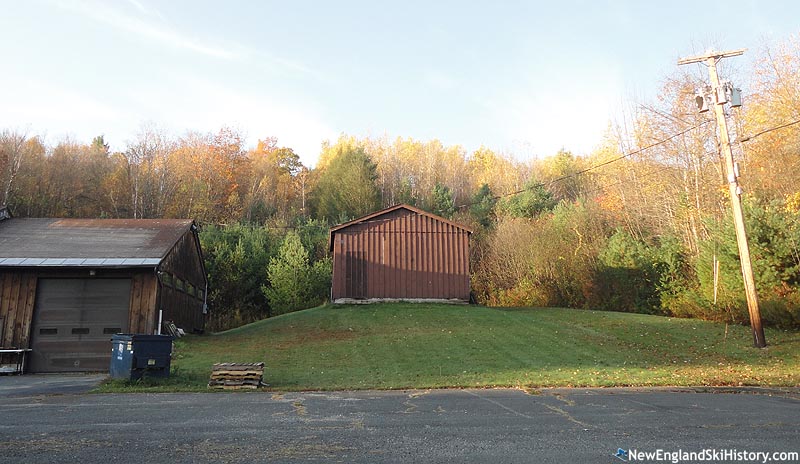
[330,204,473,234]
[0,218,195,268]
[329,204,473,252]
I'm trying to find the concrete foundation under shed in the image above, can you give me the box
[332,298,469,305]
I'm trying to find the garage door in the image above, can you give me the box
[29,279,131,373]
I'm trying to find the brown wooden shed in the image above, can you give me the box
[329,204,472,302]
[0,214,207,372]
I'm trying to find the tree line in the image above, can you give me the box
[1,38,799,331]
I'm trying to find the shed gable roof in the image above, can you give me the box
[0,218,196,267]
[328,204,472,251]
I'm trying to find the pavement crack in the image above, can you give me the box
[540,403,593,429]
[292,401,307,416]
[402,399,418,414]
[351,419,365,430]
[401,390,429,414]
[550,393,576,407]
[465,390,535,419]
[623,398,693,416]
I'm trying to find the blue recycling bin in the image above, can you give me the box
[110,334,173,380]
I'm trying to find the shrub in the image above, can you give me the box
[200,224,279,331]
[263,232,329,315]
[497,180,557,219]
[473,200,608,309]
[663,198,800,328]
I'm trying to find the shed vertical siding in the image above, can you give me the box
[157,229,206,333]
[331,207,471,301]
[0,271,37,349]
[127,273,158,334]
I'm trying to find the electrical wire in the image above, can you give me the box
[207,117,800,227]
[455,119,714,209]
[580,164,677,198]
[454,115,800,211]
[582,116,800,199]
[582,146,728,198]
[737,118,800,143]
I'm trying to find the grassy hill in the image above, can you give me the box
[100,303,800,392]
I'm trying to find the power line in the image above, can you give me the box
[583,146,730,198]
[455,115,800,212]
[455,119,713,210]
[527,116,800,201]
[545,120,713,185]
[736,118,800,143]
[581,164,676,198]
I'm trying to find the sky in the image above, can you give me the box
[0,1,798,166]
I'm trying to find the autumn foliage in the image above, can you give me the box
[2,39,800,330]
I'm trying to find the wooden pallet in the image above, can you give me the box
[213,362,265,370]
[210,371,262,377]
[207,382,261,390]
[208,379,261,387]
[208,362,265,390]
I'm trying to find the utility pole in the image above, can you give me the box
[678,49,766,348]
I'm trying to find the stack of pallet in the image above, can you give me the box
[208,362,265,390]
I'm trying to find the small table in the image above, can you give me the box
[0,349,32,374]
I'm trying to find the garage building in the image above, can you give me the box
[330,204,472,302]
[0,213,207,373]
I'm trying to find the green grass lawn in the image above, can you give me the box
[97,303,800,392]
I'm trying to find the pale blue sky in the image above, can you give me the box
[1,0,797,166]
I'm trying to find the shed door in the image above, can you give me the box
[29,278,131,373]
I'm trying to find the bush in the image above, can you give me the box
[473,200,609,309]
[497,180,557,219]
[201,219,332,331]
[662,198,800,328]
[759,291,800,329]
[589,229,675,314]
[200,224,279,331]
[263,232,330,315]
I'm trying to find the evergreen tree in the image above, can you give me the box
[263,232,311,315]
[262,232,330,315]
[430,182,455,218]
[498,180,557,219]
[470,183,497,228]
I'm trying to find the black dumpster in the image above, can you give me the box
[110,334,173,380]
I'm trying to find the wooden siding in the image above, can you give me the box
[0,228,206,347]
[158,228,206,332]
[0,271,37,349]
[0,224,207,369]
[1,269,160,356]
[128,273,158,334]
[331,208,470,300]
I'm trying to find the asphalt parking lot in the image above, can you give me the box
[0,373,106,397]
[1,384,798,463]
